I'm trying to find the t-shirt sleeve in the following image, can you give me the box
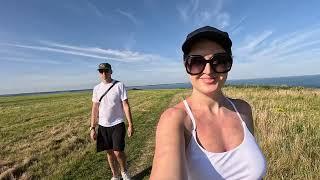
[120,83,128,101]
[92,86,99,103]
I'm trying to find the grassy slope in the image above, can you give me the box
[0,86,319,179]
[0,89,185,179]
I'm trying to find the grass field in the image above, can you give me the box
[0,86,319,179]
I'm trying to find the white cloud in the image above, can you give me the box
[177,6,188,22]
[230,16,247,35]
[4,43,110,60]
[86,1,104,17]
[235,30,273,54]
[230,26,320,79]
[177,0,228,28]
[177,0,199,22]
[216,12,230,29]
[0,57,62,64]
[236,26,320,63]
[2,41,171,63]
[116,9,139,25]
[123,32,136,50]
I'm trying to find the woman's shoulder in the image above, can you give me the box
[158,101,188,127]
[227,98,255,134]
[228,98,252,113]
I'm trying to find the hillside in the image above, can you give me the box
[1,87,319,179]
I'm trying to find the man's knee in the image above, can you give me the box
[113,150,124,159]
[106,150,115,156]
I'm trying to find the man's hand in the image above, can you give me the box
[127,125,134,137]
[90,129,97,141]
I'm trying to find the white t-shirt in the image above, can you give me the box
[92,80,128,127]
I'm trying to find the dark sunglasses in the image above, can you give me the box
[98,69,110,74]
[184,53,233,75]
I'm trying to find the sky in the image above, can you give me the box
[1,0,320,94]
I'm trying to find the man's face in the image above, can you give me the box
[98,69,111,81]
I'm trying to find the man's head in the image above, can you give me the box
[97,63,112,81]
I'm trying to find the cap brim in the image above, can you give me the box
[97,68,111,70]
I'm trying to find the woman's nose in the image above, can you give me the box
[202,62,214,75]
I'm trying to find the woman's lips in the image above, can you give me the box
[200,77,216,84]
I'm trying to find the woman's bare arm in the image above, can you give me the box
[150,107,188,180]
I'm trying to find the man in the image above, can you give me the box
[90,62,134,180]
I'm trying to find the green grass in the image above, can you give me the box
[0,87,319,179]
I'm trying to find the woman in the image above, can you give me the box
[150,26,267,180]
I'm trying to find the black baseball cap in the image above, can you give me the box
[182,26,232,55]
[97,63,112,70]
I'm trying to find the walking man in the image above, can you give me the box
[90,62,134,180]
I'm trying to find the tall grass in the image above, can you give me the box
[0,86,319,179]
[225,86,320,179]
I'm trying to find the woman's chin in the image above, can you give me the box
[195,83,220,95]
[191,76,226,95]
[203,87,219,95]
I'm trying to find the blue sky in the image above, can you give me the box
[1,0,320,94]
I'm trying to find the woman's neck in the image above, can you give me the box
[189,88,227,113]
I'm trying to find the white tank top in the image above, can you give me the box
[183,99,267,180]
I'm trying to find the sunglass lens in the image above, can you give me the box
[213,54,232,73]
[98,69,109,73]
[186,56,206,75]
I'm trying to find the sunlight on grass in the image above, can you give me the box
[0,87,319,179]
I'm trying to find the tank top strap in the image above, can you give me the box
[225,98,245,123]
[183,100,197,130]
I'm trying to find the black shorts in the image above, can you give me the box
[96,122,126,152]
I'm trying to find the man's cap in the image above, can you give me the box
[97,63,112,70]
[182,26,232,55]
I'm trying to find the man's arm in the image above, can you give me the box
[122,99,133,137]
[90,102,99,140]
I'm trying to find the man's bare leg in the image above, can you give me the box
[106,150,120,177]
[113,151,127,172]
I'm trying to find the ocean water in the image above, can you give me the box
[129,74,320,90]
[227,74,320,88]
[1,74,319,96]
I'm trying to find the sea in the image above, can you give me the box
[128,74,320,90]
[1,74,319,96]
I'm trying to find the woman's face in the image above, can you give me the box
[187,40,229,95]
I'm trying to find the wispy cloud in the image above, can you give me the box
[0,57,62,64]
[236,30,273,54]
[230,16,247,35]
[62,1,104,18]
[123,32,137,50]
[216,12,230,29]
[42,41,168,62]
[3,43,109,60]
[86,1,104,17]
[233,25,320,65]
[177,0,200,22]
[116,9,139,25]
[1,41,171,63]
[177,0,228,28]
